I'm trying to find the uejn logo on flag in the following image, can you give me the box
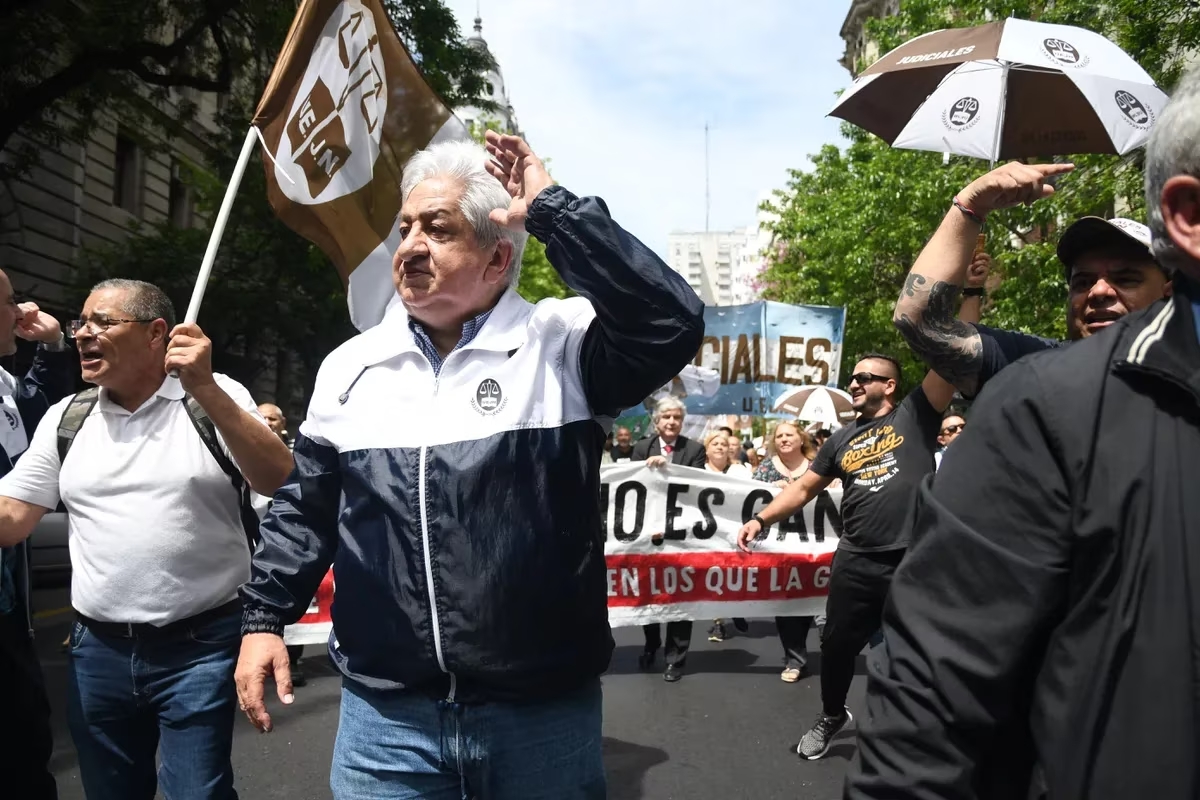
[276,1,388,205]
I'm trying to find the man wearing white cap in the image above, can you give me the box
[893,162,1171,398]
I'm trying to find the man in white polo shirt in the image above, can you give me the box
[0,279,292,800]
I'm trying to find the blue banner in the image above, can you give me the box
[680,301,846,417]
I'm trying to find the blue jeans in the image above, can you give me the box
[66,610,241,800]
[331,679,606,799]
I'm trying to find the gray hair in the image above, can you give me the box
[1147,65,1200,273]
[400,140,528,287]
[652,396,687,422]
[91,279,175,329]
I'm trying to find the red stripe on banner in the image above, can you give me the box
[295,570,335,624]
[604,552,834,608]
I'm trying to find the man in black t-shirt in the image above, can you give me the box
[737,353,951,760]
[893,162,1171,398]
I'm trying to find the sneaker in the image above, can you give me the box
[797,709,852,760]
[707,621,726,642]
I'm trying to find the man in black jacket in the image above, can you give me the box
[847,67,1200,799]
[235,133,704,799]
[0,275,76,800]
[631,396,706,682]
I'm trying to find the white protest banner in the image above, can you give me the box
[284,463,843,644]
[601,463,841,627]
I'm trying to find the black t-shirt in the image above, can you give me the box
[811,386,943,552]
[973,324,1064,396]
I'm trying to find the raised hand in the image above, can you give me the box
[966,253,992,289]
[957,161,1075,218]
[165,323,216,393]
[15,302,62,343]
[483,130,554,231]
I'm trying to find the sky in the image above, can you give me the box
[441,0,855,258]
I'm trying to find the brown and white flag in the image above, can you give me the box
[253,0,468,330]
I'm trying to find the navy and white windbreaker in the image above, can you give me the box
[241,186,705,702]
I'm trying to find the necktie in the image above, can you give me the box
[663,443,674,457]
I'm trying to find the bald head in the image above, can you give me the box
[258,403,286,438]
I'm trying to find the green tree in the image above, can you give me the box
[1,0,492,179]
[762,0,1197,387]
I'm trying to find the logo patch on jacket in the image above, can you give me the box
[472,378,506,415]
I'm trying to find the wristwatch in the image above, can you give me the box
[962,287,986,298]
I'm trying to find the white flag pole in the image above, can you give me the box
[182,125,260,325]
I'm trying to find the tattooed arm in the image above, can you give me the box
[893,209,986,397]
[894,162,1075,397]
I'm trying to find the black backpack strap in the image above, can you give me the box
[56,387,101,463]
[182,396,260,551]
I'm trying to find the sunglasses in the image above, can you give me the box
[849,372,891,386]
[940,423,965,436]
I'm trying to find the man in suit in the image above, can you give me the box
[632,396,705,682]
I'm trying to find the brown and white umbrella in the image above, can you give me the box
[772,386,856,425]
[829,18,1168,161]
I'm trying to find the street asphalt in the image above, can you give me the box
[32,583,866,800]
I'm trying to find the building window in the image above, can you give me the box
[168,161,192,228]
[113,131,142,215]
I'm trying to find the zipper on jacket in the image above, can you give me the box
[418,370,457,702]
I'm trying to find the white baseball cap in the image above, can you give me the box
[1057,217,1155,278]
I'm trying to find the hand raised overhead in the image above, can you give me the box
[483,130,555,232]
[957,161,1075,217]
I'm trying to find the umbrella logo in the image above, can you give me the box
[472,378,505,415]
[942,97,981,131]
[1115,90,1153,129]
[1041,38,1089,69]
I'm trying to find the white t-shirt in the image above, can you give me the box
[724,462,753,478]
[0,374,266,625]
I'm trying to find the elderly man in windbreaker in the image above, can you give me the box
[235,132,704,799]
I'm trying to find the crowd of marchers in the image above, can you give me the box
[3,66,1200,800]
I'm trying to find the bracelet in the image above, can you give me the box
[952,197,986,225]
[752,513,767,528]
[962,287,986,297]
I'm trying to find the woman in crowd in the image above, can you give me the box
[705,432,752,642]
[704,432,751,477]
[754,421,820,682]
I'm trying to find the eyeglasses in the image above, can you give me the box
[848,372,891,386]
[68,316,155,338]
[940,423,965,436]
